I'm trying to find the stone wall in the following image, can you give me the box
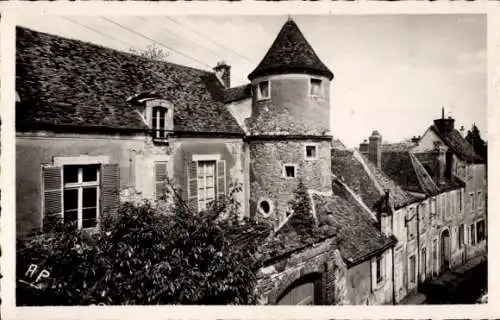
[249,139,332,226]
[255,239,348,305]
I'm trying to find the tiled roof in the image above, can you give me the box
[224,84,251,103]
[312,182,397,266]
[332,148,417,211]
[381,151,438,195]
[382,151,464,196]
[16,27,244,135]
[248,19,333,81]
[430,125,484,163]
[381,142,416,152]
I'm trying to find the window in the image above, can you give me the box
[459,190,463,212]
[305,145,317,160]
[258,199,272,217]
[197,161,216,211]
[477,190,483,209]
[376,255,383,284]
[187,157,226,213]
[421,248,427,280]
[154,161,168,200]
[152,106,168,139]
[63,164,100,229]
[419,203,426,233]
[477,220,485,242]
[458,224,465,249]
[257,81,270,100]
[409,255,416,284]
[470,192,475,212]
[284,164,296,178]
[470,224,476,245]
[406,208,416,240]
[310,78,323,96]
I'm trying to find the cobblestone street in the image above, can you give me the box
[421,257,487,304]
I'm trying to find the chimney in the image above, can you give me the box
[378,190,393,237]
[359,139,369,156]
[459,125,465,137]
[368,130,382,169]
[214,61,231,89]
[433,107,455,135]
[434,143,447,185]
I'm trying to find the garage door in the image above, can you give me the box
[277,281,316,305]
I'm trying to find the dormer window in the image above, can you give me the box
[257,81,270,100]
[152,106,168,139]
[310,78,323,97]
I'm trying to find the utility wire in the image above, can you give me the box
[138,16,221,61]
[100,16,212,70]
[61,16,142,51]
[164,16,256,65]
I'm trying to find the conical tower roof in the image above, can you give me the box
[248,19,334,81]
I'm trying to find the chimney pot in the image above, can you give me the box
[213,61,231,88]
[368,130,382,169]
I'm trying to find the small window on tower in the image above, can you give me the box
[305,145,317,160]
[310,78,323,96]
[283,164,296,178]
[257,81,270,100]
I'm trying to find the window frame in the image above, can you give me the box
[477,189,483,209]
[309,78,324,97]
[196,160,217,212]
[458,224,465,249]
[258,198,273,217]
[469,192,475,213]
[62,164,101,230]
[283,164,297,179]
[375,255,383,284]
[152,106,169,140]
[257,80,271,101]
[476,220,485,243]
[470,223,476,246]
[304,144,318,161]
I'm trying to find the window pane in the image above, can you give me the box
[64,189,79,210]
[206,187,214,199]
[205,162,215,176]
[206,177,214,188]
[64,210,78,229]
[82,165,98,182]
[82,208,97,228]
[64,165,79,184]
[199,200,206,211]
[198,188,205,200]
[82,187,97,208]
[198,178,205,188]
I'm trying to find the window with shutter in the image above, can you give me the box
[217,160,226,201]
[101,164,120,219]
[154,161,168,200]
[187,161,198,213]
[42,165,63,230]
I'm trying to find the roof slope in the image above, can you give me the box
[430,125,484,163]
[381,151,439,195]
[332,148,417,211]
[248,19,333,80]
[312,182,396,266]
[16,27,244,135]
[224,84,251,103]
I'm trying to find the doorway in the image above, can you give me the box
[441,229,451,272]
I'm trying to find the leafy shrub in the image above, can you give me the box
[17,182,270,305]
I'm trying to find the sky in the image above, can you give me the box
[17,14,487,147]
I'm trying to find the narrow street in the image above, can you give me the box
[421,260,487,304]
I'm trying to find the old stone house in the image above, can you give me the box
[16,19,427,305]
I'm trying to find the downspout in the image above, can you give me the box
[392,245,396,305]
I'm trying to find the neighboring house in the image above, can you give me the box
[331,146,416,305]
[412,111,487,261]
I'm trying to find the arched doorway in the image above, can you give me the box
[276,273,322,305]
[441,229,451,273]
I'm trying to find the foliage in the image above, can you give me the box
[130,43,170,62]
[466,124,487,159]
[287,179,316,236]
[17,182,271,305]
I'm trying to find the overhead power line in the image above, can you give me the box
[100,16,212,70]
[138,16,221,61]
[61,16,142,51]
[164,16,256,66]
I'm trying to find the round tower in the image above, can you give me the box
[247,18,334,226]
